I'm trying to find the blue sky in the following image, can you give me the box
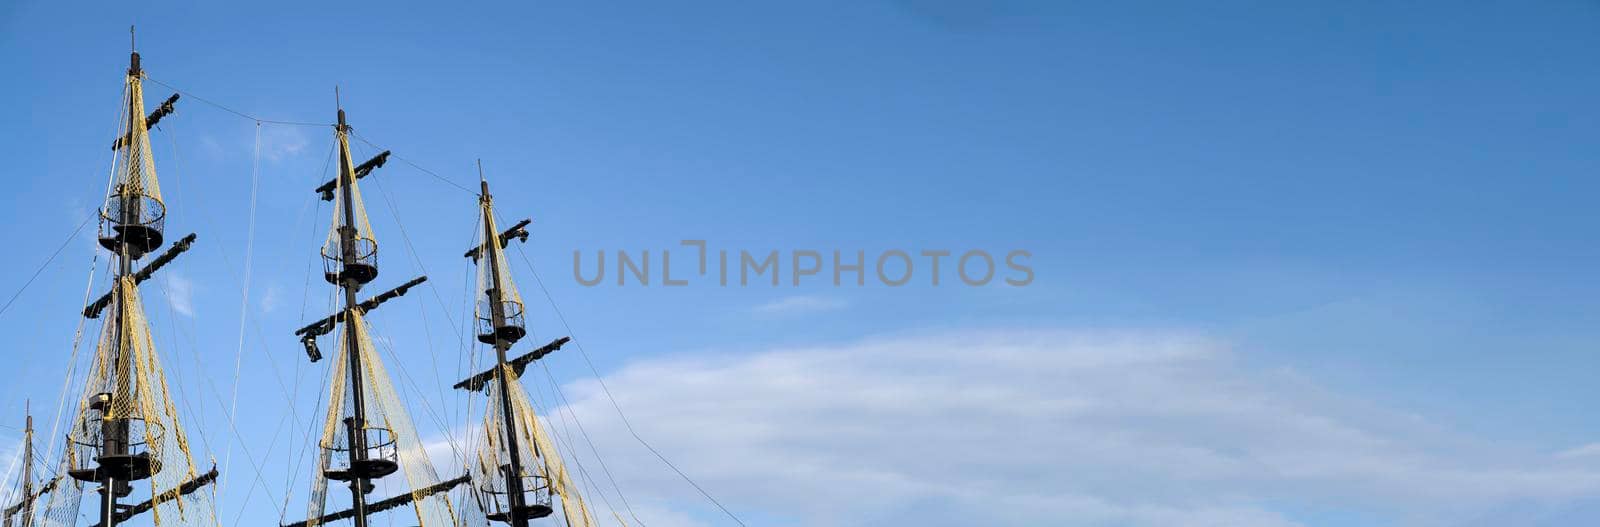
[3,1,1600,526]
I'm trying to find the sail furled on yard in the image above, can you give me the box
[304,313,459,527]
[100,62,167,259]
[321,124,379,286]
[471,207,525,347]
[470,370,598,527]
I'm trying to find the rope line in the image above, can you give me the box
[359,142,475,463]
[531,361,637,526]
[144,77,331,127]
[156,98,319,527]
[40,225,99,484]
[137,77,481,203]
[350,132,478,196]
[220,122,263,501]
[158,119,218,458]
[159,106,308,526]
[0,215,93,320]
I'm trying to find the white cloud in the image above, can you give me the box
[260,284,281,314]
[750,295,848,316]
[532,329,1600,527]
[614,502,711,527]
[199,134,225,160]
[164,272,196,317]
[261,126,309,162]
[1559,444,1600,460]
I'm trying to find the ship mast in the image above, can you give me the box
[453,172,606,526]
[288,99,467,527]
[478,176,532,527]
[332,103,376,527]
[99,44,142,527]
[4,406,35,527]
[20,408,31,527]
[62,31,218,527]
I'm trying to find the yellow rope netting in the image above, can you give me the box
[471,370,596,527]
[43,278,218,527]
[119,73,164,202]
[306,312,457,527]
[304,330,347,527]
[475,200,524,332]
[104,72,167,234]
[321,130,378,266]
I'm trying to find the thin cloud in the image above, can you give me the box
[1558,444,1600,460]
[261,125,309,162]
[542,329,1600,526]
[164,272,195,317]
[259,284,281,314]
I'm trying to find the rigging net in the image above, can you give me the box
[480,372,598,527]
[305,313,460,527]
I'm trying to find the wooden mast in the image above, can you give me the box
[333,101,374,527]
[479,174,532,527]
[20,406,31,527]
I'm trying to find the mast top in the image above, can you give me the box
[128,25,140,75]
[336,86,347,129]
[478,161,491,201]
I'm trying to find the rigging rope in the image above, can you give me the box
[299,143,336,326]
[534,361,640,526]
[0,215,93,320]
[143,77,330,127]
[281,141,336,523]
[350,140,504,481]
[159,116,213,448]
[155,108,295,527]
[153,105,323,527]
[220,122,262,502]
[521,363,630,527]
[40,220,101,471]
[129,78,479,200]
[350,132,477,196]
[455,216,485,474]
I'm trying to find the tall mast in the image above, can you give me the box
[19,406,31,527]
[98,43,144,527]
[479,176,531,527]
[66,30,219,527]
[4,405,39,527]
[334,104,373,527]
[289,98,464,527]
[455,171,577,524]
